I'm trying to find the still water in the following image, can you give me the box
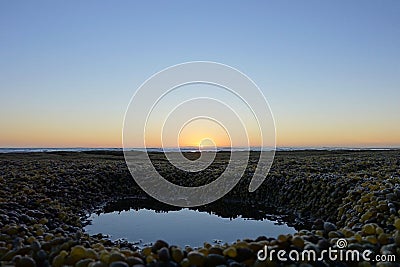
[85,208,295,247]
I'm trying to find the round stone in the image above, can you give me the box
[171,247,184,263]
[15,256,36,267]
[109,261,129,267]
[223,247,237,258]
[158,247,170,262]
[187,251,206,267]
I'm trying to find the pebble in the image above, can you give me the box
[152,240,169,253]
[208,247,223,255]
[187,251,206,267]
[76,258,94,267]
[223,247,237,258]
[323,222,337,232]
[205,254,226,267]
[109,261,129,267]
[171,247,184,263]
[126,256,144,266]
[15,256,36,267]
[109,252,126,263]
[158,247,170,262]
[362,224,376,235]
[235,247,254,264]
[291,236,304,248]
[70,245,87,261]
[88,261,107,267]
[394,218,400,230]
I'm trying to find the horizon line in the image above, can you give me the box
[1,145,399,150]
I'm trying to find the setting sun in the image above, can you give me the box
[177,118,231,148]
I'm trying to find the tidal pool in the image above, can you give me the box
[85,208,296,247]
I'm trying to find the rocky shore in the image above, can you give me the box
[0,150,399,266]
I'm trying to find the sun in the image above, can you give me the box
[198,138,217,151]
[178,119,231,148]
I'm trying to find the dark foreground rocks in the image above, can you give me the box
[0,150,400,266]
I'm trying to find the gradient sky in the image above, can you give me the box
[1,0,399,148]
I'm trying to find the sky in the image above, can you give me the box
[0,0,399,148]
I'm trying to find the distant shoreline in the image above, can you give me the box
[0,146,399,154]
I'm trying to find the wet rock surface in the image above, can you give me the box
[0,150,399,266]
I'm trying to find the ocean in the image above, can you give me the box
[0,147,396,153]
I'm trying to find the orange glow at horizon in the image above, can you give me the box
[177,119,231,148]
[3,128,400,148]
[1,116,400,148]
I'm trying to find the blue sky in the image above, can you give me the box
[0,1,399,147]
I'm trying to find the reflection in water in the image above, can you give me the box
[85,198,296,247]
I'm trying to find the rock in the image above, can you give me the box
[203,243,212,249]
[255,236,267,242]
[171,247,184,263]
[146,255,155,264]
[1,250,17,261]
[394,218,400,230]
[198,248,209,256]
[227,259,241,267]
[15,246,32,256]
[377,233,389,245]
[109,261,129,267]
[208,247,223,255]
[291,236,304,248]
[187,251,206,267]
[235,248,254,262]
[205,254,226,267]
[365,235,378,245]
[85,249,98,260]
[375,226,384,235]
[30,241,41,252]
[142,247,152,257]
[277,235,287,243]
[328,231,341,238]
[317,239,330,250]
[126,256,144,266]
[75,258,94,267]
[180,258,190,267]
[253,259,268,267]
[158,247,170,262]
[394,230,400,246]
[223,247,237,258]
[99,251,110,263]
[15,256,37,267]
[109,252,126,263]
[233,241,249,249]
[52,251,68,267]
[156,261,178,267]
[248,242,263,253]
[70,245,86,262]
[380,244,397,255]
[152,240,169,253]
[88,261,107,267]
[312,219,324,230]
[323,222,337,232]
[362,224,375,235]
[34,249,47,262]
